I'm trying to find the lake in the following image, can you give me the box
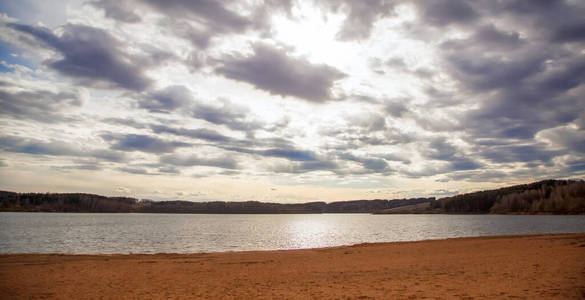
[1,213,584,254]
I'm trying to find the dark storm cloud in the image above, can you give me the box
[6,23,151,91]
[160,153,239,169]
[0,136,127,162]
[0,83,83,123]
[101,134,190,153]
[216,44,346,102]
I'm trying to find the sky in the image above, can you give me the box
[0,0,584,202]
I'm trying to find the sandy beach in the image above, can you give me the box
[1,234,584,299]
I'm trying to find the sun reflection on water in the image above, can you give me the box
[284,216,333,249]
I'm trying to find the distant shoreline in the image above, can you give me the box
[2,233,584,298]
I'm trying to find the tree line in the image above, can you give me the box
[0,190,433,214]
[429,179,585,214]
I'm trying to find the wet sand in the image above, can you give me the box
[1,234,584,299]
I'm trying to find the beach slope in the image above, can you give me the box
[1,234,584,299]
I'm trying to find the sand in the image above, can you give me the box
[1,234,584,299]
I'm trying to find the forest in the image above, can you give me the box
[0,190,432,214]
[422,179,584,214]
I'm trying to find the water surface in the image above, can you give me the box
[1,213,584,254]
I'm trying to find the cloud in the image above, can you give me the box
[60,163,103,171]
[384,99,409,118]
[141,0,250,32]
[420,137,481,171]
[442,170,508,183]
[413,0,585,150]
[192,98,263,132]
[101,134,190,153]
[139,85,194,113]
[139,0,253,49]
[335,152,392,173]
[0,80,85,123]
[538,126,585,154]
[6,23,152,91]
[222,146,318,162]
[157,166,180,174]
[471,24,524,49]
[135,85,264,133]
[0,136,126,162]
[270,160,339,174]
[441,43,545,92]
[552,22,585,43]
[102,118,148,129]
[216,43,346,102]
[325,0,395,41]
[160,153,239,169]
[480,144,559,164]
[117,167,150,175]
[414,0,478,27]
[90,0,142,23]
[150,124,233,144]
